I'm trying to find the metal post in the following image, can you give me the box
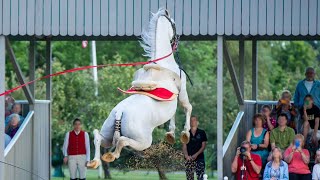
[29,41,36,99]
[217,35,224,179]
[46,40,52,101]
[252,40,258,101]
[239,40,245,96]
[0,36,5,180]
[91,41,98,96]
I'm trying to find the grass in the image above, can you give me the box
[52,168,217,180]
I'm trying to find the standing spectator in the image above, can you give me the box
[263,147,289,180]
[63,118,90,180]
[5,103,24,126]
[261,105,277,131]
[5,94,15,117]
[301,94,320,147]
[294,67,320,109]
[273,90,297,130]
[312,149,320,180]
[270,113,295,150]
[246,113,270,165]
[231,140,262,180]
[284,134,311,180]
[182,116,207,180]
[5,114,21,138]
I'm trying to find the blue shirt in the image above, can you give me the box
[294,79,320,108]
[263,160,289,180]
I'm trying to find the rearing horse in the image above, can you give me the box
[87,9,192,168]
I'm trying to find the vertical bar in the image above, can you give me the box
[217,0,225,35]
[252,40,258,100]
[217,35,224,180]
[46,41,52,100]
[0,35,5,180]
[29,41,36,100]
[239,40,245,96]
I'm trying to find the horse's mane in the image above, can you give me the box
[140,8,167,59]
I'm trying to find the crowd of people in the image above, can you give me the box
[232,67,320,180]
[4,95,25,148]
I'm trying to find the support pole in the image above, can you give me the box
[46,40,52,101]
[239,40,245,96]
[217,35,224,179]
[45,40,52,180]
[252,40,258,101]
[0,35,5,180]
[29,41,36,99]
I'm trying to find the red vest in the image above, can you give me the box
[67,131,87,155]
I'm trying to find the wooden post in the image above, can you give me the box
[217,35,224,179]
[0,35,5,180]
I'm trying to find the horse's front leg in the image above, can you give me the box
[178,78,192,144]
[165,115,176,144]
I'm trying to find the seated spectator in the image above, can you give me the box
[284,134,311,180]
[301,94,320,147]
[270,113,295,150]
[263,147,289,180]
[246,113,269,165]
[261,105,277,131]
[273,90,297,130]
[231,140,262,180]
[5,94,15,118]
[5,134,11,148]
[312,149,320,180]
[5,103,24,126]
[5,114,21,138]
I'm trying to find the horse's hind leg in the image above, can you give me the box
[102,136,151,163]
[178,77,192,144]
[87,129,112,169]
[165,115,176,144]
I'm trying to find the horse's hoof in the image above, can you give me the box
[102,152,116,163]
[165,132,175,145]
[87,159,101,169]
[180,131,190,144]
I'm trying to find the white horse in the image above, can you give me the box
[87,9,192,168]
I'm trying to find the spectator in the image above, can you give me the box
[5,134,11,148]
[231,140,262,180]
[261,105,277,131]
[263,147,289,180]
[63,118,90,180]
[5,114,21,139]
[246,113,269,165]
[301,94,320,147]
[294,67,320,109]
[273,90,297,130]
[284,134,311,180]
[270,113,295,150]
[5,94,15,117]
[312,149,320,180]
[183,116,207,180]
[5,103,24,126]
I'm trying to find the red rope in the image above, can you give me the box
[0,52,173,97]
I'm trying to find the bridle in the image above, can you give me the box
[162,12,193,86]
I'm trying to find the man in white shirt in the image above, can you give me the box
[63,118,90,180]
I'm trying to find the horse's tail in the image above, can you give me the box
[112,110,123,145]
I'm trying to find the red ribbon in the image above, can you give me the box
[0,52,173,97]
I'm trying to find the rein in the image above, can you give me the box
[0,52,173,97]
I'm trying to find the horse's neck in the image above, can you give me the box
[153,23,180,75]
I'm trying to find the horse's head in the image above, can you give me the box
[140,9,179,60]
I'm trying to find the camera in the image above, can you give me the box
[239,146,247,159]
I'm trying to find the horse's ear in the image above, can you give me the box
[165,9,170,17]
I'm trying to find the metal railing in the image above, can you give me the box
[222,100,280,179]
